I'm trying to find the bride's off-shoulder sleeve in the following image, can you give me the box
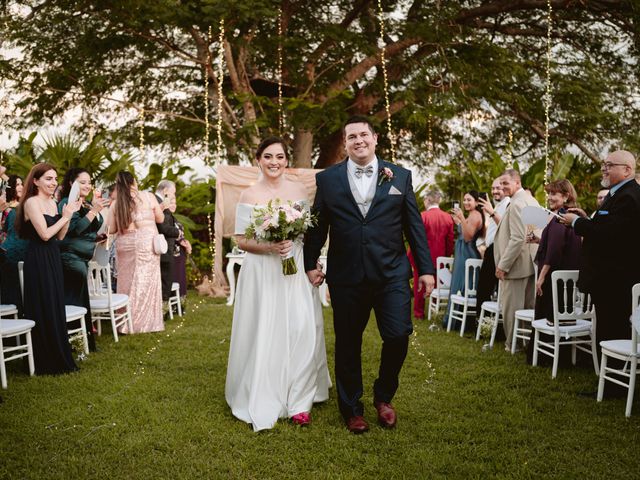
[234,203,254,235]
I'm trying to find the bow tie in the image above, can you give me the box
[354,165,374,179]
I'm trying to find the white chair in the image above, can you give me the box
[87,261,132,342]
[511,309,534,354]
[168,282,183,320]
[475,281,502,347]
[0,282,35,389]
[511,265,538,354]
[597,284,640,417]
[428,256,453,321]
[532,270,599,379]
[0,318,36,389]
[447,258,483,336]
[0,304,18,319]
[65,305,89,355]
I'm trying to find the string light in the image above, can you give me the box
[204,19,226,284]
[543,0,553,197]
[204,25,211,166]
[277,7,285,135]
[507,129,513,168]
[427,94,433,162]
[376,0,396,163]
[215,19,225,166]
[411,322,436,393]
[138,108,145,157]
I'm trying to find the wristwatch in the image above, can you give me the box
[489,212,495,218]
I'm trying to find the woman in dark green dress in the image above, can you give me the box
[58,168,109,352]
[1,175,28,313]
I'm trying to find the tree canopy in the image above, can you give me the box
[2,0,639,170]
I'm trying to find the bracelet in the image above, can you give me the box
[489,212,495,218]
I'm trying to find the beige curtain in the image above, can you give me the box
[212,165,321,292]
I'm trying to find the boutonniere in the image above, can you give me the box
[378,167,394,186]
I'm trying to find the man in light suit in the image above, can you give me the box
[493,169,539,351]
[305,115,435,433]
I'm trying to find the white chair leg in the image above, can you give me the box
[26,332,34,376]
[511,316,519,354]
[96,315,102,336]
[427,298,433,321]
[168,300,174,320]
[176,296,182,317]
[459,304,467,338]
[446,305,454,332]
[111,309,119,342]
[571,343,577,365]
[0,347,7,389]
[552,336,560,379]
[489,314,499,349]
[625,359,637,417]
[80,315,89,355]
[597,353,607,402]
[532,330,540,366]
[590,335,600,375]
[475,309,484,341]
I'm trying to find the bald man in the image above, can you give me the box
[561,151,640,381]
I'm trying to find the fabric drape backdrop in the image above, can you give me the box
[213,165,322,291]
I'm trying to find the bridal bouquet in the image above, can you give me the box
[244,200,316,275]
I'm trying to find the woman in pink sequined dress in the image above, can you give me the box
[108,171,165,334]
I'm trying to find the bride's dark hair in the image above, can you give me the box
[255,137,288,161]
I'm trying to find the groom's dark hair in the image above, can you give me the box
[343,115,376,136]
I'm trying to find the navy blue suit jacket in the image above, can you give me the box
[574,178,640,294]
[304,159,434,286]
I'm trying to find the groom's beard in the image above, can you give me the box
[601,178,611,188]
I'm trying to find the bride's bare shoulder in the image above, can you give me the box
[238,185,261,204]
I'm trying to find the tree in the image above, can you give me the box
[2,1,639,170]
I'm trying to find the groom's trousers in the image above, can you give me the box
[329,279,412,420]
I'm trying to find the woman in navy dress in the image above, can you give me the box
[15,163,81,375]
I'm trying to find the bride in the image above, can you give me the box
[225,137,331,431]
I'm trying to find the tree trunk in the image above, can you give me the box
[316,130,345,169]
[292,128,313,168]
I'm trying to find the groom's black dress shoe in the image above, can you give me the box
[346,416,369,434]
[373,400,397,429]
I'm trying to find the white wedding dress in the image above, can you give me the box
[225,202,331,431]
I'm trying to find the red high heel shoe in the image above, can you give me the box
[291,412,311,426]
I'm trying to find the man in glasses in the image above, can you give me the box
[561,150,640,396]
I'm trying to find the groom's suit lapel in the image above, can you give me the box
[337,160,364,218]
[366,160,392,218]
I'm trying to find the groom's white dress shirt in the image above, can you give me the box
[347,156,378,200]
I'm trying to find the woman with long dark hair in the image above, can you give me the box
[107,171,164,333]
[443,190,486,330]
[0,175,28,312]
[58,168,109,352]
[16,163,81,374]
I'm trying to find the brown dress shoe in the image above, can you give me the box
[346,415,369,434]
[373,401,397,428]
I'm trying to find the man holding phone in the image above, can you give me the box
[476,178,511,315]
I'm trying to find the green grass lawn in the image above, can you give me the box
[1,293,639,479]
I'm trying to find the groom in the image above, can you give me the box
[305,115,435,433]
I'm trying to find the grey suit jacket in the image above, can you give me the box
[493,189,539,279]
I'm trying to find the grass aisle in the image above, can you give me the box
[1,294,639,479]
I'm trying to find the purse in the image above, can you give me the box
[153,234,168,255]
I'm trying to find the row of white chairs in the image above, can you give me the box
[430,255,640,416]
[0,258,183,389]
